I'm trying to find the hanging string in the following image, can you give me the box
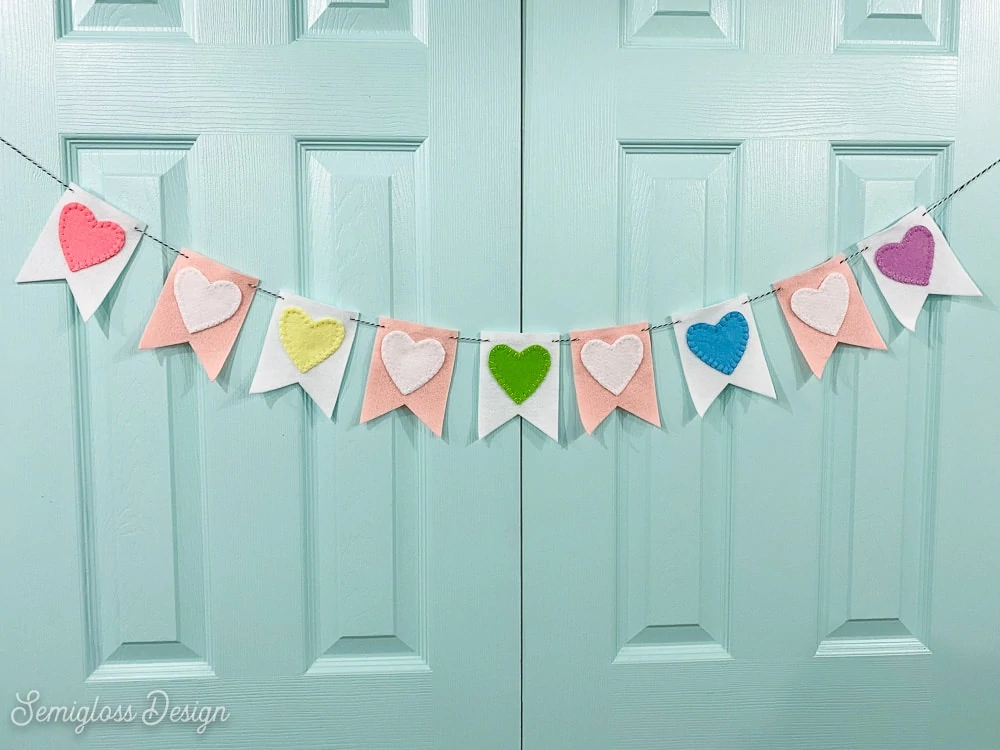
[744,288,779,304]
[839,246,868,264]
[924,155,1000,215]
[643,320,680,332]
[137,226,188,258]
[248,283,283,300]
[0,136,72,191]
[2,135,997,343]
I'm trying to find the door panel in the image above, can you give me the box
[0,3,520,749]
[523,1,1000,748]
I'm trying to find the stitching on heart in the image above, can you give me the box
[789,272,850,336]
[381,330,446,396]
[874,225,935,286]
[58,202,126,272]
[173,267,243,334]
[279,307,345,374]
[488,344,551,405]
[580,334,644,395]
[686,311,749,375]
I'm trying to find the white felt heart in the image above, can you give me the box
[790,272,850,336]
[173,267,243,334]
[580,334,643,396]
[381,330,446,395]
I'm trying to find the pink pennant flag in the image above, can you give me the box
[360,317,458,437]
[773,255,885,378]
[570,323,660,434]
[139,250,258,381]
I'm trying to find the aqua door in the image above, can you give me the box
[522,1,1000,748]
[4,2,1000,749]
[0,2,520,749]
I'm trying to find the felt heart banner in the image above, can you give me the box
[16,185,146,321]
[860,208,981,331]
[774,257,886,378]
[249,293,359,418]
[478,332,560,440]
[570,324,660,434]
[673,296,775,417]
[5,133,995,441]
[360,318,458,436]
[138,251,257,381]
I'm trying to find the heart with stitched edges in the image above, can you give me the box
[686,311,749,375]
[874,225,934,286]
[279,307,345,373]
[580,334,643,395]
[58,202,126,272]
[790,272,850,336]
[381,330,446,395]
[173,266,243,334]
[488,344,551,405]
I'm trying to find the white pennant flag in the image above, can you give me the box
[673,295,776,417]
[16,184,146,320]
[860,207,981,332]
[249,292,358,418]
[478,332,560,441]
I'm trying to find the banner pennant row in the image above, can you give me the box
[4,137,994,437]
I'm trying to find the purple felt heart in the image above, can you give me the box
[874,225,934,286]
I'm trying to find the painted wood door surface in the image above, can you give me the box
[0,3,520,749]
[523,1,1000,749]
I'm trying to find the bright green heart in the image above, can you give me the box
[488,344,551,405]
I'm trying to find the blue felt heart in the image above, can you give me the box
[685,311,750,375]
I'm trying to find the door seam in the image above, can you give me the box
[519,0,526,747]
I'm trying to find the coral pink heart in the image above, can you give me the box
[874,225,934,286]
[58,202,127,273]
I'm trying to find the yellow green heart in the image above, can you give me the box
[279,307,345,373]
[488,344,551,405]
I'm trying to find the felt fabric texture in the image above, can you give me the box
[360,318,457,437]
[58,202,126,272]
[381,330,447,395]
[570,323,660,434]
[874,225,934,286]
[488,344,551,404]
[249,293,358,418]
[775,258,885,378]
[685,311,749,375]
[17,184,147,321]
[138,251,257,382]
[673,296,775,417]
[580,334,643,395]
[789,271,850,335]
[173,266,243,333]
[861,207,981,331]
[478,333,560,441]
[279,306,346,373]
